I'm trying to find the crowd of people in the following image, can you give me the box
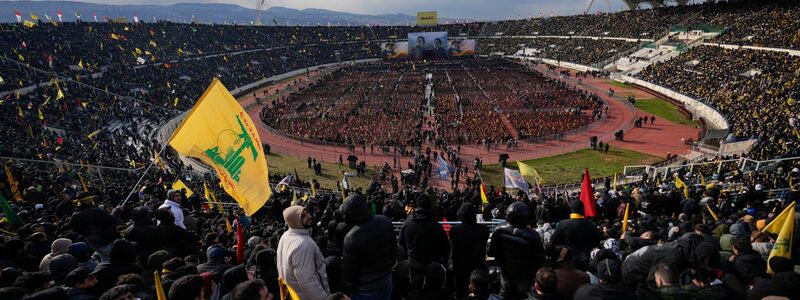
[1,144,799,300]
[480,38,637,66]
[637,45,800,161]
[262,60,601,149]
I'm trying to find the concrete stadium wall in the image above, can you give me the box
[615,74,730,132]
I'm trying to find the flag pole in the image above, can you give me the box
[119,142,170,208]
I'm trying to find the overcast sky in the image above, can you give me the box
[34,0,633,19]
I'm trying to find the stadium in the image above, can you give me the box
[0,0,798,299]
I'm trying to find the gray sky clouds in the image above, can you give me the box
[39,0,630,19]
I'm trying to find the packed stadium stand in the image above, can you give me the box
[1,0,800,299]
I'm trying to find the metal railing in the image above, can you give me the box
[392,220,506,234]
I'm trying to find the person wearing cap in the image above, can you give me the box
[39,238,72,271]
[158,189,185,229]
[197,245,233,281]
[277,205,330,300]
[730,215,753,239]
[551,200,601,271]
[64,267,99,300]
[339,193,395,299]
[488,202,545,300]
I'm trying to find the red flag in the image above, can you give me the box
[579,169,598,217]
[442,217,451,237]
[235,219,245,264]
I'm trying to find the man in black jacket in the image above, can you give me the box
[450,202,489,299]
[340,193,396,299]
[488,202,545,300]
[551,200,601,270]
[399,194,450,299]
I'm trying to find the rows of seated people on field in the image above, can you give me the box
[636,45,800,161]
[261,64,425,147]
[1,145,799,300]
[0,77,174,169]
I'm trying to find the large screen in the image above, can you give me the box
[381,41,409,59]
[448,39,477,58]
[408,31,448,60]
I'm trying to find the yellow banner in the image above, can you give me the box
[416,11,438,26]
[171,179,194,198]
[169,79,271,215]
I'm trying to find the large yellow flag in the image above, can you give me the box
[169,79,271,216]
[171,179,194,198]
[765,202,795,273]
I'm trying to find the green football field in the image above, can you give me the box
[479,147,661,188]
[634,98,699,127]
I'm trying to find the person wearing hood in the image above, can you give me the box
[69,203,120,263]
[153,207,195,257]
[92,239,143,293]
[39,238,72,271]
[450,202,489,299]
[551,200,601,271]
[728,238,766,284]
[197,245,234,282]
[64,267,100,300]
[747,256,800,300]
[69,242,99,271]
[573,258,633,300]
[488,202,545,300]
[340,193,395,299]
[398,194,450,299]
[158,189,185,229]
[277,205,330,300]
[124,206,157,265]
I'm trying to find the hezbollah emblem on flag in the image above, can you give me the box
[204,115,258,182]
[170,79,271,216]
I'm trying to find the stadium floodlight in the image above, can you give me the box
[254,0,266,25]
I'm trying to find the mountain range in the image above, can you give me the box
[0,1,448,25]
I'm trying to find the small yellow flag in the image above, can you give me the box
[168,79,271,216]
[30,13,39,20]
[171,179,194,198]
[87,129,100,139]
[154,271,167,300]
[38,108,44,120]
[23,20,35,28]
[278,277,301,300]
[78,173,89,192]
[4,165,23,200]
[706,205,718,221]
[110,33,119,40]
[622,202,630,232]
[78,59,84,69]
[517,161,542,185]
[674,175,689,198]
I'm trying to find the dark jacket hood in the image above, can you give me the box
[457,203,477,224]
[109,239,136,264]
[341,194,373,225]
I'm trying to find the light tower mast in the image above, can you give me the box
[254,0,265,25]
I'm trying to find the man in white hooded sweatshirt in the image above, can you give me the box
[277,205,330,300]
